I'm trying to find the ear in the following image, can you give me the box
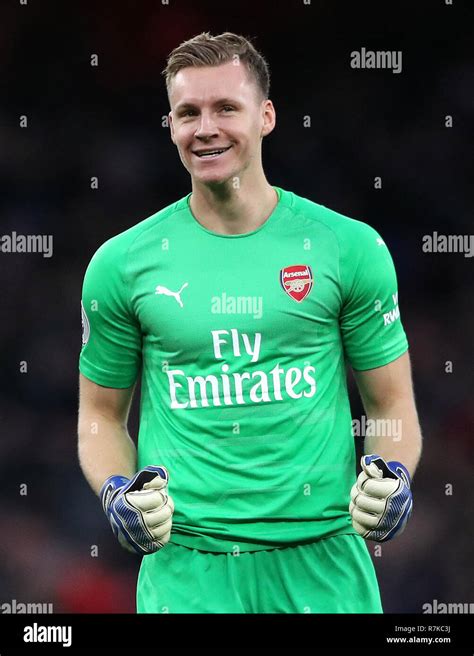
[261,99,276,138]
[168,111,176,144]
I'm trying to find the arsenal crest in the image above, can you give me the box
[280,264,313,302]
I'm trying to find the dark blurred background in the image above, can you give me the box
[0,0,472,613]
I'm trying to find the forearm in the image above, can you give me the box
[78,414,137,496]
[363,397,422,478]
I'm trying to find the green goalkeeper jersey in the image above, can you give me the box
[79,187,408,552]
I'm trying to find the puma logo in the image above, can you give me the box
[155,282,188,308]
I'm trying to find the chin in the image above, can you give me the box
[193,169,236,187]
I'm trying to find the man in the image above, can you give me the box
[78,32,422,613]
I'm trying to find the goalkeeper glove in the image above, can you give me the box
[100,465,174,555]
[349,454,413,542]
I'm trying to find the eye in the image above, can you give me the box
[178,109,197,118]
[221,105,235,112]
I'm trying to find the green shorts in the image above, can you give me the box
[137,534,383,613]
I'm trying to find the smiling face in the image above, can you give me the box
[168,61,275,187]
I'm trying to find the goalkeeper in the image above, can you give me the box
[78,32,422,613]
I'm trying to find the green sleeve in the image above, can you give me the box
[339,221,408,371]
[79,237,142,388]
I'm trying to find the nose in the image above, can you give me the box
[195,111,219,140]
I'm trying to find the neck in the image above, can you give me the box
[189,174,278,236]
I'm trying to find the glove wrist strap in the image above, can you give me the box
[99,475,130,513]
[387,460,411,488]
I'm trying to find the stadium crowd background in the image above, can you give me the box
[0,1,472,613]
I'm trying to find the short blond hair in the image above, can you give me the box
[163,31,270,100]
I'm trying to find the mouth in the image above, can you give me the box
[192,145,232,160]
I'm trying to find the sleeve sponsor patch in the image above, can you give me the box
[81,301,90,345]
